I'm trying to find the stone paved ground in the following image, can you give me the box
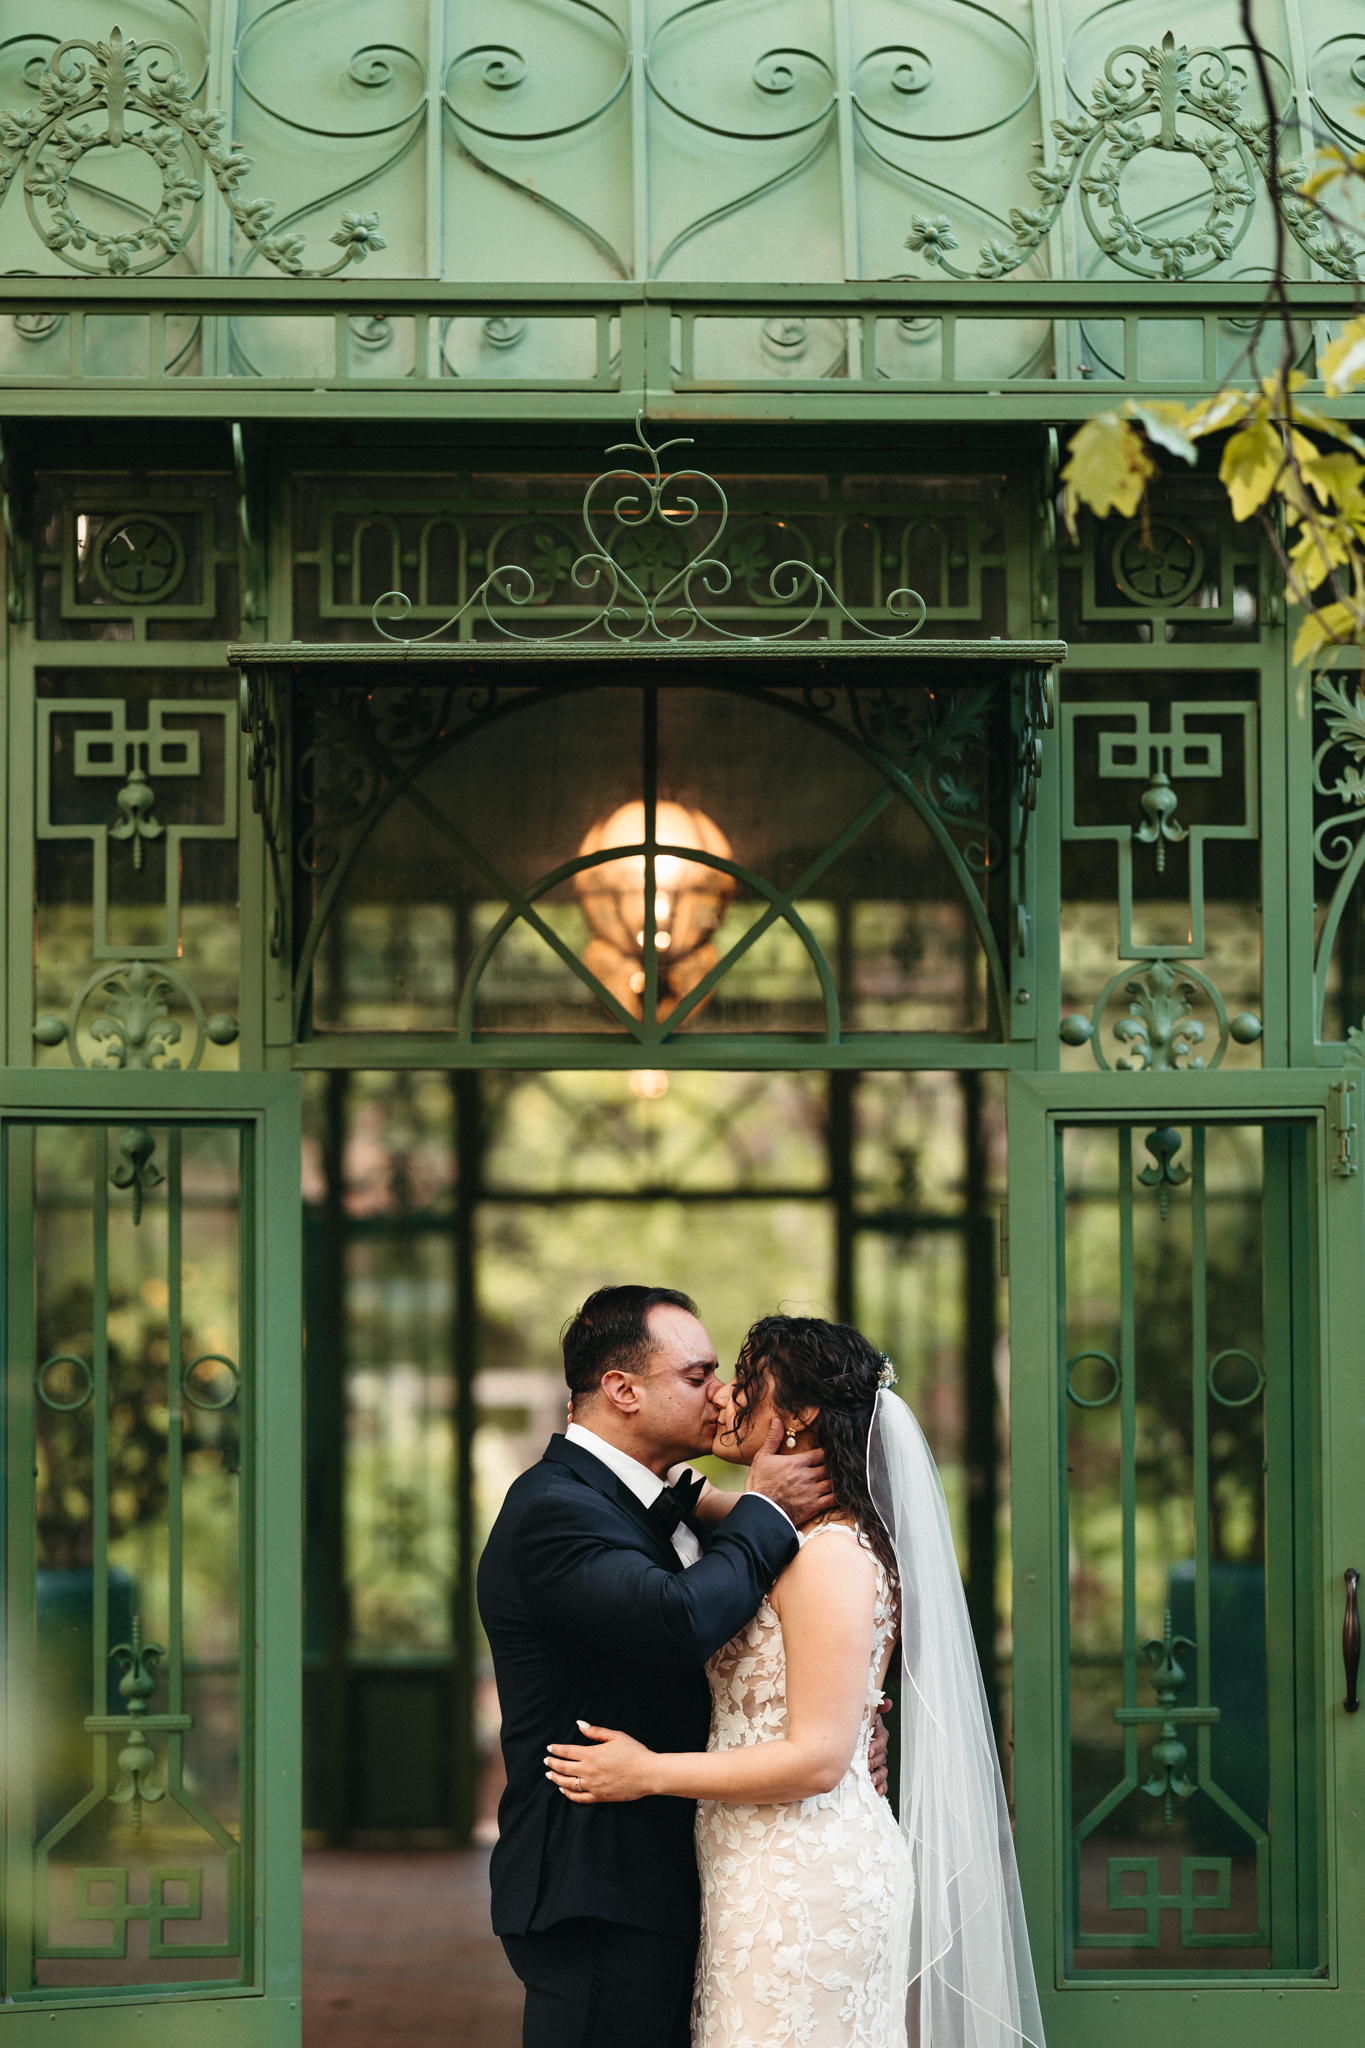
[303,1849,521,2048]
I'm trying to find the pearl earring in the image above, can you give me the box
[784,1430,797,1450]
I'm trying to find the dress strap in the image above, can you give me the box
[797,1520,868,1550]
[797,1522,892,1601]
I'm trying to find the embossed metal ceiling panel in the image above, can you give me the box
[0,0,1358,290]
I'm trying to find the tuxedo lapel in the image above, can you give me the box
[541,1434,683,1569]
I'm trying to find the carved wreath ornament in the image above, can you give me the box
[907,31,1358,284]
[0,27,385,276]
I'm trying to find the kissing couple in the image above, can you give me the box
[479,1284,1043,2048]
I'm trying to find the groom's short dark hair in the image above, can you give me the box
[562,1284,698,1398]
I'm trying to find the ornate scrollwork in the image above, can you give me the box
[1311,675,1365,1039]
[443,1,633,276]
[1061,961,1261,1074]
[296,713,379,878]
[241,667,289,957]
[33,960,237,1076]
[1117,965,1211,1074]
[1017,663,1056,820]
[0,26,385,277]
[906,31,1359,283]
[844,683,999,873]
[371,414,928,647]
[1013,662,1055,951]
[1063,960,1222,1074]
[1312,672,1365,865]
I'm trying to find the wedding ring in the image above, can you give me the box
[576,1776,583,1791]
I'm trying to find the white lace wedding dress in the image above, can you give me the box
[691,1523,911,2048]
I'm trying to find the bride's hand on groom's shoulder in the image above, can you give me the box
[747,1415,837,1528]
[545,1722,656,1804]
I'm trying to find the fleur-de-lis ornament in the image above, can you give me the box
[1114,965,1206,1076]
[110,758,163,870]
[1135,767,1187,873]
[1139,1611,1198,1824]
[110,1123,164,1223]
[1138,1124,1190,1220]
[108,1616,166,1832]
[92,970,184,1077]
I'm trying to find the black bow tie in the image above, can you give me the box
[646,1468,705,1541]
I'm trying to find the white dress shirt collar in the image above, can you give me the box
[564,1421,670,1508]
[563,1422,704,1566]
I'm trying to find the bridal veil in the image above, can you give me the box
[868,1385,1046,2048]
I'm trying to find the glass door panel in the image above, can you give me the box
[1058,1120,1316,1973]
[27,1121,248,1990]
[2,1076,301,2037]
[1009,1074,1365,2048]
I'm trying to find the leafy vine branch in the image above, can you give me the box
[0,27,386,277]
[1057,339,1365,670]
[906,32,1358,285]
[1053,4,1365,672]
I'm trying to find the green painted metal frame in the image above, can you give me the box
[0,1071,302,2044]
[2,281,1363,425]
[8,403,1365,2038]
[1006,1068,1365,2047]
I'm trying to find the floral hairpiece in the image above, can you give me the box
[877,1355,898,1390]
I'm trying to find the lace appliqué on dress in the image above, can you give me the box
[692,1525,911,2048]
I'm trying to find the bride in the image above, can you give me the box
[545,1315,1044,2048]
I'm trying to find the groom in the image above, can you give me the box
[479,1283,846,2048]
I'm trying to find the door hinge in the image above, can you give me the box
[1331,1079,1358,1177]
[999,1202,1010,1276]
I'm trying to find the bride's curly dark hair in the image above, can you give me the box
[725,1314,898,1586]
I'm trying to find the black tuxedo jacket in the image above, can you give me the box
[477,1432,798,1941]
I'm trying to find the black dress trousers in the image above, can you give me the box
[501,1916,695,2048]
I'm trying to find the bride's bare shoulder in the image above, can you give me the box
[770,1518,878,1616]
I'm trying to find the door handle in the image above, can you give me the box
[1346,1568,1361,1714]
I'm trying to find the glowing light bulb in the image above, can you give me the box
[574,798,738,1024]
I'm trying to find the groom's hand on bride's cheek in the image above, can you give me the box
[869,1698,891,1797]
[747,1415,836,1527]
